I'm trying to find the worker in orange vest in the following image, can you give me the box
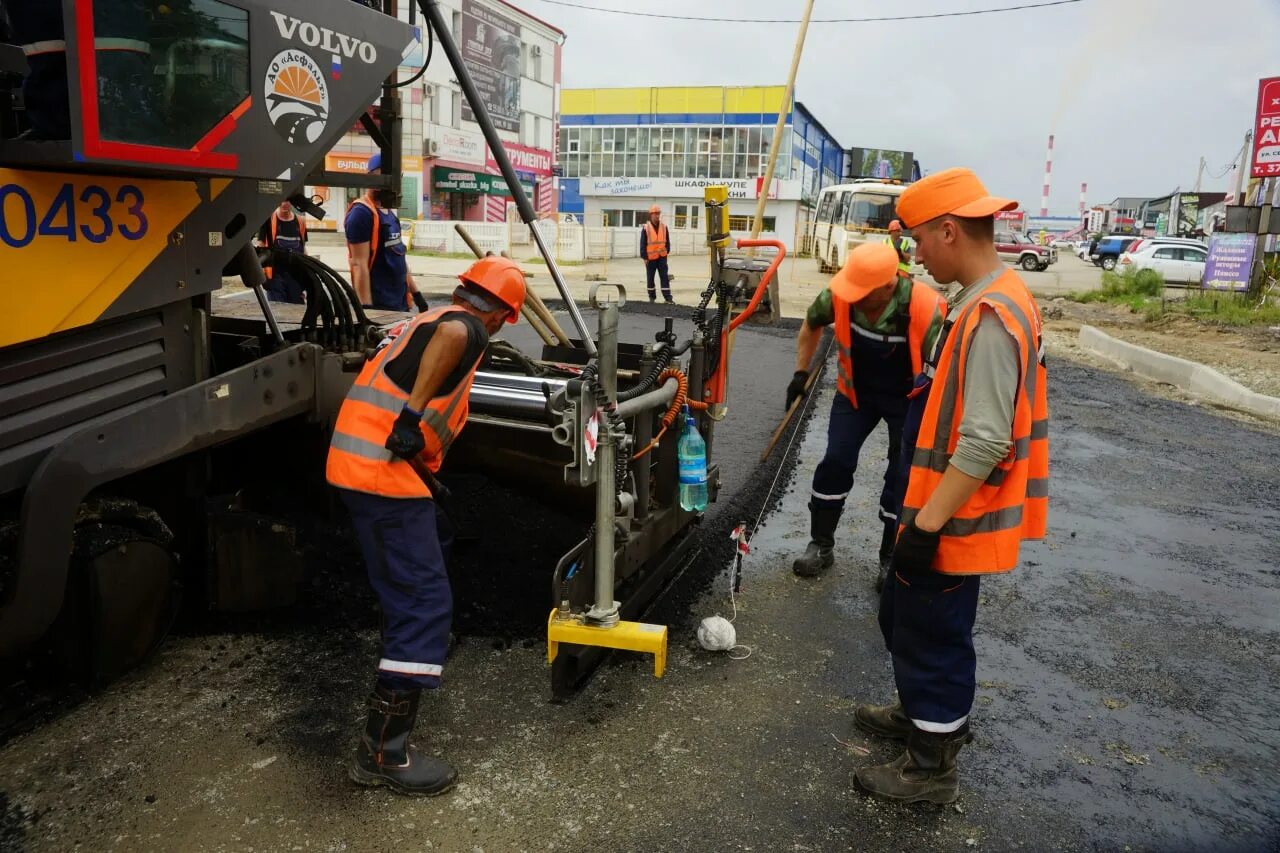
[788,242,945,592]
[886,219,913,276]
[852,168,1048,804]
[641,204,674,303]
[259,200,308,304]
[326,257,526,796]
[346,183,430,313]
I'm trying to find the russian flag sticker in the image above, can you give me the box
[331,55,342,79]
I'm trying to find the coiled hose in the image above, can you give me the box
[631,368,707,460]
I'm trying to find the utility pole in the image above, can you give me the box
[1230,130,1253,205]
[1194,156,1206,192]
[748,0,815,244]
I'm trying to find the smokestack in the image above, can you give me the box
[1040,134,1054,217]
[1079,182,1087,214]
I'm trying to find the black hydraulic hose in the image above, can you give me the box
[299,253,374,328]
[391,13,432,88]
[616,345,674,403]
[305,254,356,350]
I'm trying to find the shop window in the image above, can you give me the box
[727,215,776,232]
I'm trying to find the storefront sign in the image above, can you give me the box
[1250,76,1280,178]
[432,128,485,166]
[582,177,803,201]
[1202,233,1256,292]
[460,0,522,133]
[325,152,373,173]
[432,167,532,197]
[486,142,554,177]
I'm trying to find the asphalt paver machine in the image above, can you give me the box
[0,0,783,698]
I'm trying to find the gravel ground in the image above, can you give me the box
[1,322,1278,852]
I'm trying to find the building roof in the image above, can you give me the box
[492,0,565,36]
[1109,196,1152,209]
[794,101,843,151]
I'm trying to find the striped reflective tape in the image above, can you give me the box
[378,659,443,676]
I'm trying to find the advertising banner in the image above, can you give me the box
[1176,193,1199,235]
[486,142,554,177]
[432,167,532,198]
[460,0,522,133]
[846,148,915,181]
[432,127,485,166]
[1202,233,1256,292]
[581,176,803,201]
[1250,77,1280,178]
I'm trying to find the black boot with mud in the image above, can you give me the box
[854,699,913,740]
[792,502,840,577]
[855,723,971,805]
[350,687,457,796]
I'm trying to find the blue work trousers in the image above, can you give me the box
[876,368,980,730]
[810,392,906,527]
[645,257,671,300]
[340,489,454,689]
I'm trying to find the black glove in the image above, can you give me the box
[891,519,941,576]
[385,406,425,460]
[411,291,429,313]
[786,370,809,411]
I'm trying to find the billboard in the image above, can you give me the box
[1250,77,1280,178]
[846,148,915,182]
[460,0,522,133]
[1203,233,1256,292]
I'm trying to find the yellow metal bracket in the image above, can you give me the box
[546,609,669,678]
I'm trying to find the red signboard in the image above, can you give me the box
[1250,76,1280,178]
[995,210,1025,222]
[486,142,554,177]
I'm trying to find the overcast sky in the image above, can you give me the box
[519,0,1280,214]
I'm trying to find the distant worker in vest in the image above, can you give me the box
[258,200,308,304]
[852,168,1048,805]
[641,204,674,304]
[346,179,430,313]
[326,257,527,796]
[886,219,913,276]
[787,242,944,591]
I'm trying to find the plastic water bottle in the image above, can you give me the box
[678,406,708,511]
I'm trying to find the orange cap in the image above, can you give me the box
[649,204,661,215]
[830,242,899,303]
[459,256,526,324]
[895,167,1017,229]
[888,219,902,231]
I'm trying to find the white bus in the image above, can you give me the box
[811,179,908,273]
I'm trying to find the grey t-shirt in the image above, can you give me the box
[942,267,1021,479]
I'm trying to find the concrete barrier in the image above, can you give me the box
[1078,325,1280,419]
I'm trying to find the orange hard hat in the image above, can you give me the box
[649,204,661,215]
[896,167,1017,229]
[888,219,902,231]
[829,242,899,303]
[459,256,526,324]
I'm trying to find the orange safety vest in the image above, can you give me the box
[643,222,668,261]
[832,277,944,409]
[264,211,306,279]
[347,196,411,309]
[326,306,482,499]
[901,268,1049,574]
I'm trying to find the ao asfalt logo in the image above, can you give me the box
[264,50,330,145]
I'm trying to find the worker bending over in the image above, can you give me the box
[853,168,1048,804]
[346,187,429,312]
[326,257,526,796]
[788,241,944,591]
[259,201,308,304]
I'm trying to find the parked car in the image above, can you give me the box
[1050,237,1075,249]
[1091,236,1141,271]
[995,230,1057,271]
[1074,240,1092,259]
[1119,243,1208,285]
[1124,237,1206,257]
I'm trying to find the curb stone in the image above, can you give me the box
[1078,324,1280,419]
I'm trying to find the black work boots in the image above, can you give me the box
[792,503,841,577]
[350,686,457,796]
[855,722,971,804]
[854,699,914,740]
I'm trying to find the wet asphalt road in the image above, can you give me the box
[1,322,1278,851]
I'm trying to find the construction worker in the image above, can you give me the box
[346,186,430,313]
[325,256,527,796]
[852,168,1048,805]
[259,201,308,304]
[886,219,913,276]
[787,242,944,591]
[641,204,674,304]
